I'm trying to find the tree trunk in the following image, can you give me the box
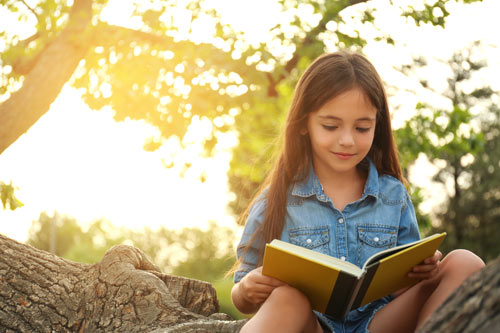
[2,230,499,332]
[0,233,246,332]
[418,255,500,333]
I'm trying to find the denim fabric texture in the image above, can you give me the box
[234,159,420,332]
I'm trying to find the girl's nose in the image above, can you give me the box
[338,130,354,146]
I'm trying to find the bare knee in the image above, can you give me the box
[418,249,485,295]
[269,285,313,314]
[241,285,320,333]
[442,249,485,276]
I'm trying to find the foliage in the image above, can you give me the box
[128,222,242,318]
[451,105,500,262]
[224,0,483,215]
[0,181,23,210]
[27,212,125,261]
[128,222,236,280]
[395,43,500,261]
[0,0,483,216]
[4,0,496,321]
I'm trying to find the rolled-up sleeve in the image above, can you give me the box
[397,191,421,246]
[234,197,267,283]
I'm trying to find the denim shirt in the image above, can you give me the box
[234,159,420,328]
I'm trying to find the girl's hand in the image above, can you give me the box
[408,250,443,280]
[238,266,286,305]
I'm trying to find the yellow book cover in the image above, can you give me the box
[262,232,446,320]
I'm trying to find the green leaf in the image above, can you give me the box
[0,181,24,211]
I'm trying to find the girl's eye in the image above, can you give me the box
[356,127,371,133]
[322,125,337,131]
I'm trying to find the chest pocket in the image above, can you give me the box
[289,226,330,254]
[356,224,397,266]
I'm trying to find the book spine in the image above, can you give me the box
[351,262,380,310]
[343,274,365,314]
[325,271,359,321]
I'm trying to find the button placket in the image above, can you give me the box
[335,214,348,262]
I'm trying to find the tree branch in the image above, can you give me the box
[0,0,93,155]
[92,23,230,60]
[10,32,42,75]
[19,0,40,23]
[266,0,370,97]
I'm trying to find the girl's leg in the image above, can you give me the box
[368,249,485,333]
[240,285,323,333]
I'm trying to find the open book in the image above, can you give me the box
[262,232,446,320]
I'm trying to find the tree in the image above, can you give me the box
[0,0,480,214]
[1,0,492,330]
[27,215,243,319]
[226,0,478,214]
[27,212,127,263]
[0,232,246,332]
[395,43,500,260]
[455,105,500,261]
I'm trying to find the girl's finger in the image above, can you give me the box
[251,267,286,287]
[409,270,434,279]
[252,283,277,294]
[412,264,433,273]
[424,250,443,264]
[260,276,286,287]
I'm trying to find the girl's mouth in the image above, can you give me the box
[333,152,355,160]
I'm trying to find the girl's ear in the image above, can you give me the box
[300,128,308,135]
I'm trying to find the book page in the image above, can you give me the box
[361,233,446,270]
[358,232,446,306]
[268,240,363,277]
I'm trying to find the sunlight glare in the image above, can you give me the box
[2,0,500,244]
[0,85,237,242]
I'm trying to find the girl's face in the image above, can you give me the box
[306,87,377,180]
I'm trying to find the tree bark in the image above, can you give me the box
[0,233,246,332]
[0,0,94,155]
[418,255,500,333]
[2,230,500,332]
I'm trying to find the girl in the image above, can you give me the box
[231,51,485,333]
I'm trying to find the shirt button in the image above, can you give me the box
[306,238,312,244]
[338,218,344,224]
[374,237,380,242]
[340,256,346,261]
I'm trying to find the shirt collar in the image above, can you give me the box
[291,158,380,201]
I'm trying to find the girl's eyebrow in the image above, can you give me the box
[318,115,376,122]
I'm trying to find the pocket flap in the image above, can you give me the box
[289,226,330,249]
[358,225,397,248]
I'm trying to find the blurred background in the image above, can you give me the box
[1,0,499,319]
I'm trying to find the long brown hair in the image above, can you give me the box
[236,50,404,268]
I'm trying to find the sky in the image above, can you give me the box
[0,0,499,242]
